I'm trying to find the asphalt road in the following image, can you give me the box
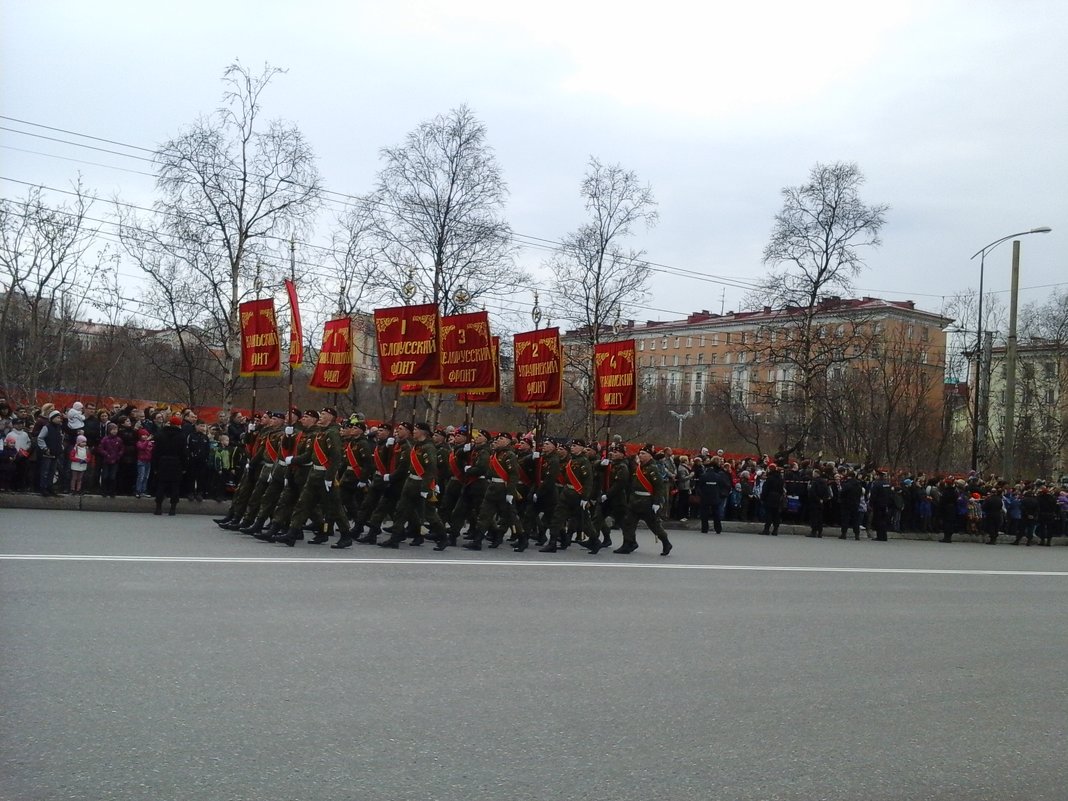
[1,509,1066,801]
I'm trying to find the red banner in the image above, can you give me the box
[513,327,562,406]
[284,279,303,367]
[594,339,638,414]
[374,303,440,384]
[459,336,500,405]
[433,311,495,392]
[309,317,353,392]
[239,298,281,377]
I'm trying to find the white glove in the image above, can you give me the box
[386,437,395,446]
[506,494,514,504]
[463,465,472,473]
[284,426,294,436]
[532,493,538,503]
[652,504,661,513]
[383,473,390,483]
[462,443,471,452]
[605,516,615,528]
[284,455,293,465]
[420,491,429,499]
[324,480,332,492]
[600,458,609,466]
[247,423,256,432]
[600,494,608,503]
[581,500,590,510]
[532,451,540,459]
[357,481,367,489]
[284,478,288,488]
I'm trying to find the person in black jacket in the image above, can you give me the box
[152,415,188,516]
[806,468,831,538]
[869,471,894,542]
[938,478,961,543]
[759,463,785,535]
[695,456,732,534]
[838,471,865,540]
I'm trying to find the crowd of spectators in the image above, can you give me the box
[0,398,247,501]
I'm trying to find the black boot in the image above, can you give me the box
[277,527,300,547]
[660,536,672,557]
[255,522,283,542]
[433,535,449,551]
[538,535,558,553]
[356,527,379,545]
[331,534,353,549]
[214,514,234,527]
[309,526,331,545]
[602,535,613,549]
[240,517,267,535]
[613,542,637,554]
[409,533,425,547]
[168,502,177,517]
[154,498,163,516]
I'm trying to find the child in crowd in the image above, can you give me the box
[212,433,237,500]
[69,434,91,494]
[95,422,123,498]
[135,428,154,498]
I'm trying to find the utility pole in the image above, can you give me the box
[977,331,993,472]
[1002,240,1021,480]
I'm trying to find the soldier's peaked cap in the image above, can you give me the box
[320,407,338,419]
[415,422,432,434]
[303,409,320,419]
[268,411,286,420]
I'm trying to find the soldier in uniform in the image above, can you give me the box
[254,408,306,541]
[452,428,491,541]
[266,410,321,543]
[230,411,287,533]
[426,428,451,550]
[511,434,537,545]
[332,415,374,549]
[350,424,392,542]
[358,421,411,544]
[597,443,630,551]
[278,407,345,546]
[437,427,468,529]
[615,446,673,556]
[380,422,437,548]
[541,438,593,553]
[214,412,265,528]
[514,435,554,552]
[464,431,520,550]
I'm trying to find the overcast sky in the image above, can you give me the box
[2,0,1065,334]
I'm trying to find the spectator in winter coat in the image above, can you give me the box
[0,433,17,491]
[759,463,786,535]
[838,471,865,540]
[695,456,732,534]
[36,410,65,496]
[135,429,154,498]
[95,423,123,497]
[152,415,188,516]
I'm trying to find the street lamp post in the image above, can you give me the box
[968,226,1051,472]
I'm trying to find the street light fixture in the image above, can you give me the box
[968,226,1051,471]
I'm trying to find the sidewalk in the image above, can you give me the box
[2,491,1063,545]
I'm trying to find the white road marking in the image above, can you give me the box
[0,553,1066,577]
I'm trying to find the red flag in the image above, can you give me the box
[594,339,638,414]
[432,311,495,392]
[284,279,303,367]
[459,336,500,405]
[374,303,441,384]
[239,298,282,377]
[513,327,562,406]
[308,317,353,392]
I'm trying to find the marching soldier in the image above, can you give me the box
[514,435,554,552]
[450,428,490,541]
[511,434,537,546]
[541,438,593,553]
[254,408,306,541]
[599,444,630,549]
[278,407,345,546]
[332,415,374,549]
[351,424,393,543]
[426,428,451,550]
[437,427,470,541]
[266,410,321,543]
[214,412,266,528]
[464,431,519,550]
[358,421,411,544]
[231,411,288,533]
[615,446,673,556]
[380,422,437,548]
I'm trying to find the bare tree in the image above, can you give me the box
[549,157,658,437]
[119,61,322,412]
[739,162,889,457]
[367,105,523,314]
[0,182,102,400]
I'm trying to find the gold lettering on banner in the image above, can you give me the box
[245,333,279,348]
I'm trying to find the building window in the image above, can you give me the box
[920,351,928,364]
[661,338,668,350]
[674,337,680,349]
[697,353,705,364]
[835,324,845,338]
[711,333,719,345]
[709,354,717,365]
[684,354,691,365]
[686,336,692,347]
[921,327,929,342]
[638,339,644,351]
[723,353,731,365]
[661,356,666,367]
[650,339,656,350]
[700,335,706,347]
[737,352,747,363]
[695,373,704,386]
[907,324,914,340]
[673,355,679,366]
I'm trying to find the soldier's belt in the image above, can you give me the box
[489,477,506,484]
[312,465,327,472]
[407,475,425,481]
[634,491,652,496]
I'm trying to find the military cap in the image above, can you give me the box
[638,444,654,456]
[414,422,432,434]
[302,409,320,419]
[289,406,301,417]
[496,431,514,441]
[395,420,413,431]
[268,411,286,420]
[569,437,587,448]
[433,428,448,438]
[475,428,491,440]
[378,422,392,431]
[320,406,338,419]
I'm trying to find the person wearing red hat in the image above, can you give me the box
[152,414,188,516]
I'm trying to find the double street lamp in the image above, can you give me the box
[968,226,1052,474]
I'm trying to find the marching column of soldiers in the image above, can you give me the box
[213,409,673,557]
